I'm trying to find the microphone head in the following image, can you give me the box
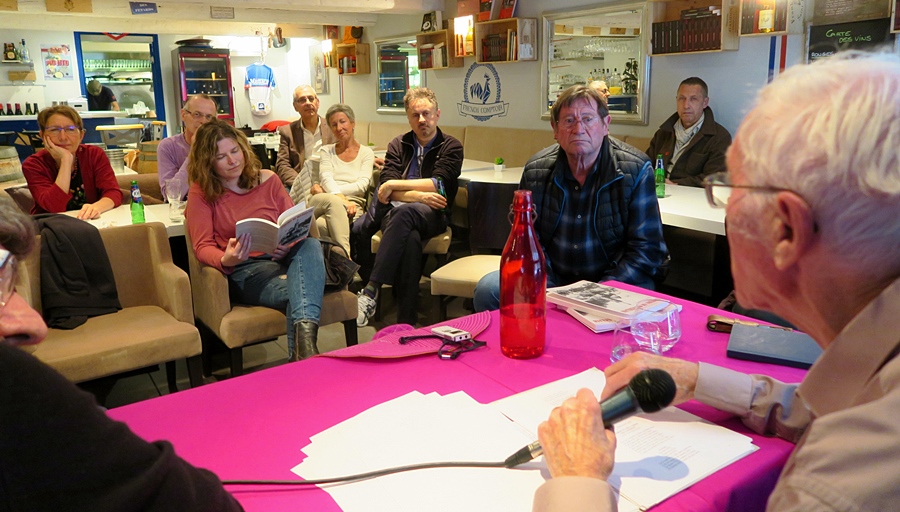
[628,369,676,413]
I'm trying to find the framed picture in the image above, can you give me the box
[324,25,340,40]
[309,45,329,95]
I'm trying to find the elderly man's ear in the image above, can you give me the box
[771,192,816,271]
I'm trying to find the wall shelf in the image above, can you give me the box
[738,0,805,37]
[475,17,538,63]
[649,0,740,55]
[417,29,462,70]
[335,43,370,75]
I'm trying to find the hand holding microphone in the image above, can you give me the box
[504,369,677,471]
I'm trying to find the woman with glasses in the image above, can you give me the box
[186,120,326,361]
[21,105,122,218]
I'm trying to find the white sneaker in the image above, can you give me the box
[357,291,377,327]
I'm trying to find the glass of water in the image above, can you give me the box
[610,318,658,363]
[630,299,682,354]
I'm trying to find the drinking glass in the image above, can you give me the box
[630,300,682,353]
[168,199,186,223]
[610,319,658,363]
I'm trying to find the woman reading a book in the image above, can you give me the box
[291,103,373,255]
[185,120,327,361]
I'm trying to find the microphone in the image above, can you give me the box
[504,368,677,468]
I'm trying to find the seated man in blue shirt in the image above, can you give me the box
[474,85,669,311]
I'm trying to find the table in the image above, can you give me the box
[658,184,724,236]
[69,203,183,237]
[108,283,807,512]
[458,166,524,184]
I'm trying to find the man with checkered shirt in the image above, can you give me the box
[474,85,669,311]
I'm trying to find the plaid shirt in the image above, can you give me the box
[523,137,669,289]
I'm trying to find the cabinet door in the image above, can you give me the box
[175,50,235,123]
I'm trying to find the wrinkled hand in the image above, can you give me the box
[221,232,252,267]
[76,202,102,220]
[376,180,396,203]
[603,352,699,404]
[310,184,325,195]
[417,191,446,210]
[373,157,385,170]
[538,388,616,480]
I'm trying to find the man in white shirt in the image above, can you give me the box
[157,94,217,201]
[274,85,335,190]
[533,52,900,512]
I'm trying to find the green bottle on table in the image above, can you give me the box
[130,180,145,224]
[654,154,665,199]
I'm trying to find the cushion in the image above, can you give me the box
[431,255,501,298]
[3,184,34,214]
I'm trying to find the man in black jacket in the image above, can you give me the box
[646,77,732,187]
[0,196,243,512]
[352,88,463,326]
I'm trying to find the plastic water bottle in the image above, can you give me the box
[499,190,546,359]
[655,154,666,199]
[130,180,145,224]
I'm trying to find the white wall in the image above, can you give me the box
[0,29,84,112]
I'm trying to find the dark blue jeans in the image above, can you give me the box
[228,238,325,357]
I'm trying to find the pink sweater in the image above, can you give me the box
[22,144,123,214]
[185,175,293,274]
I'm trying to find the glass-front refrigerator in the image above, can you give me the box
[172,46,234,124]
[378,51,409,109]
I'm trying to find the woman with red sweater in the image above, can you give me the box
[185,120,326,360]
[22,106,122,218]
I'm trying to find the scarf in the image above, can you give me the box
[670,112,705,175]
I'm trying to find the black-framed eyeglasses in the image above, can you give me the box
[0,249,18,314]
[399,334,487,360]
[183,109,216,121]
[702,172,800,209]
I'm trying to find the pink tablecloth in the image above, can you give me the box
[109,282,808,511]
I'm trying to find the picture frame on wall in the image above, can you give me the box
[324,25,340,40]
[309,45,329,95]
[893,0,899,32]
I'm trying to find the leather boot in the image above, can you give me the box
[290,320,319,361]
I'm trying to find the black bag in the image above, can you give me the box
[320,238,359,290]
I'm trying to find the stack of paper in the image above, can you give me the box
[292,369,757,512]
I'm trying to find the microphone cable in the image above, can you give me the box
[222,459,510,487]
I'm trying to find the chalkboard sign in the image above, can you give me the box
[807,17,895,62]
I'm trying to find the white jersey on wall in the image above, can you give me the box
[245,63,276,116]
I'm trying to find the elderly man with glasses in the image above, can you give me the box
[0,196,244,511]
[157,94,219,201]
[474,84,669,312]
[274,85,336,190]
[532,52,900,512]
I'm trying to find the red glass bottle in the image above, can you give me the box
[499,190,547,359]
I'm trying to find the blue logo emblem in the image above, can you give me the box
[457,63,509,122]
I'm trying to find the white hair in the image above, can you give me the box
[731,51,900,276]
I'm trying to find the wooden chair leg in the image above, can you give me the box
[343,319,359,346]
[229,348,244,377]
[165,361,178,393]
[186,355,204,388]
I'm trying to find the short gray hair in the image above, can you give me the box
[731,51,900,276]
[325,103,356,125]
[404,87,438,112]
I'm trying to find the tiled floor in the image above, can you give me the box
[85,274,474,409]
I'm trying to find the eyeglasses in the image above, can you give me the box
[0,249,18,314]
[702,172,800,209]
[294,95,317,104]
[558,115,601,130]
[399,334,487,360]
[44,126,82,136]
[184,109,216,121]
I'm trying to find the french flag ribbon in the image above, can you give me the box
[767,35,789,83]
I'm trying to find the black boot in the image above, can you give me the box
[291,320,319,361]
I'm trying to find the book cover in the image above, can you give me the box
[498,0,516,19]
[547,281,672,320]
[235,201,314,254]
[727,324,823,369]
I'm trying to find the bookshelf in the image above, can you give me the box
[474,17,538,63]
[335,43,370,75]
[738,0,805,36]
[322,39,339,68]
[416,29,463,69]
[649,0,740,55]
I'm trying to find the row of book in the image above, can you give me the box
[476,0,517,22]
[481,30,517,62]
[652,14,722,54]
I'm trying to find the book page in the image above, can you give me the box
[276,202,315,248]
[548,281,671,318]
[235,218,279,253]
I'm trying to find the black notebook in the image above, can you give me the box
[726,324,823,369]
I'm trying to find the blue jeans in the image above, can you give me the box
[473,270,562,312]
[228,238,325,357]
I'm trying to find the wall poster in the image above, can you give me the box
[41,44,74,80]
[309,45,329,95]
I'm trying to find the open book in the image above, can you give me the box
[235,201,314,254]
[548,281,675,321]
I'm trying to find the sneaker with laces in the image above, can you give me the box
[357,291,377,327]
